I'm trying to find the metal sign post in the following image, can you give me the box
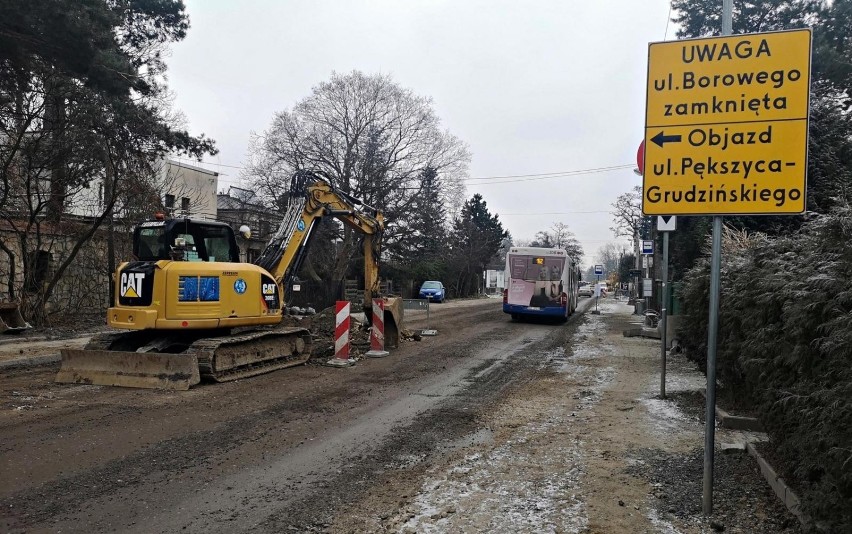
[658,216,676,400]
[641,242,654,314]
[704,216,723,513]
[704,3,731,515]
[661,230,669,399]
[421,299,437,336]
[595,275,599,312]
[593,265,604,314]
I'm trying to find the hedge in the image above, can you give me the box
[677,208,852,531]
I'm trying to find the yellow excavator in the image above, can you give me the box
[56,171,403,390]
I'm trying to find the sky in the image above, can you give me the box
[165,0,678,269]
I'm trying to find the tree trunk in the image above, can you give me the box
[107,214,115,305]
[331,229,356,284]
[0,239,16,300]
[105,161,116,306]
[45,89,67,224]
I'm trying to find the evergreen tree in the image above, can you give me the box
[0,0,215,324]
[389,167,448,282]
[446,194,507,297]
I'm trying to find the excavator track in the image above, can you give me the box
[56,327,312,390]
[191,327,312,382]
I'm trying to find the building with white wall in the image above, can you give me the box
[66,158,219,220]
[159,160,218,220]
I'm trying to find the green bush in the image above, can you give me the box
[678,209,852,531]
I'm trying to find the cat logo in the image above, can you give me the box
[262,283,276,295]
[120,272,145,299]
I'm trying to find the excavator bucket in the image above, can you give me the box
[383,297,404,349]
[56,349,201,390]
[0,302,31,334]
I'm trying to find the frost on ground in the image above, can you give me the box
[641,397,692,435]
[390,298,799,534]
[399,302,620,534]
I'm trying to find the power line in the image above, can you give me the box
[664,1,673,40]
[465,164,633,182]
[467,165,634,186]
[501,210,612,215]
[173,156,636,185]
[172,156,246,170]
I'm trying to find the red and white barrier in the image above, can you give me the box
[327,300,354,367]
[366,298,389,358]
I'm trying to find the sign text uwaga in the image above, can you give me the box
[643,30,811,215]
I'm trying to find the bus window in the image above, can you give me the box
[511,255,565,281]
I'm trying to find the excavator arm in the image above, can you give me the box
[255,171,402,346]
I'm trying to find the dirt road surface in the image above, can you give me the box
[0,297,800,533]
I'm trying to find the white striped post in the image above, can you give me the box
[366,298,389,358]
[326,300,355,367]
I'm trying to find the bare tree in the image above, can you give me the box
[610,185,649,271]
[243,71,470,281]
[529,222,583,260]
[595,242,629,276]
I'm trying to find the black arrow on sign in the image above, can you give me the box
[661,215,673,224]
[651,131,682,147]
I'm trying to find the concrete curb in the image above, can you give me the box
[622,327,661,339]
[746,442,815,530]
[715,406,764,432]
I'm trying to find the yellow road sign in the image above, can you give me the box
[643,29,811,215]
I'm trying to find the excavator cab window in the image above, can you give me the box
[137,227,168,259]
[204,233,233,262]
[134,219,240,263]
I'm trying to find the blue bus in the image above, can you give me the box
[502,247,580,321]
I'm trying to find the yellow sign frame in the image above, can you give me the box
[643,29,811,215]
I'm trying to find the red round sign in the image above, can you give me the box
[637,140,645,175]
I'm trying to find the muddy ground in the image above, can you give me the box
[0,297,800,533]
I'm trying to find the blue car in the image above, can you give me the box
[418,281,445,303]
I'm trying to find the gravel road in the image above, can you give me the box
[0,297,801,533]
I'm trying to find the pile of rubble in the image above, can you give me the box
[281,305,421,363]
[303,305,371,361]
